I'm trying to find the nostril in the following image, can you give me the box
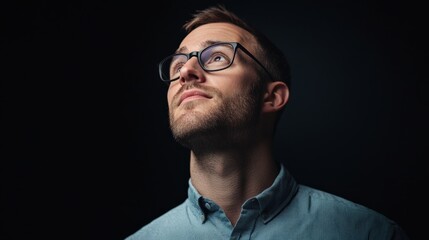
[179,72,201,85]
[179,60,204,84]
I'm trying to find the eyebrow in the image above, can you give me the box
[175,40,224,54]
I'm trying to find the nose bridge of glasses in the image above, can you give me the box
[188,51,199,58]
[187,51,200,62]
[183,51,202,69]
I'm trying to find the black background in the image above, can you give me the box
[2,0,428,239]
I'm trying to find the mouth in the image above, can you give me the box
[178,90,212,106]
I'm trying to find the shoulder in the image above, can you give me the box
[297,185,387,217]
[291,185,409,239]
[125,200,190,240]
[295,185,389,220]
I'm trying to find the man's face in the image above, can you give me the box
[167,23,264,148]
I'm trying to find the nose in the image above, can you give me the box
[179,53,205,85]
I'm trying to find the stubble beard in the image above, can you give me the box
[169,82,263,152]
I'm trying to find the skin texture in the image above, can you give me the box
[167,22,289,225]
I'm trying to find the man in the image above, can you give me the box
[126,5,409,240]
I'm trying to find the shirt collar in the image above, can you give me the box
[253,163,299,223]
[187,163,299,224]
[187,180,206,222]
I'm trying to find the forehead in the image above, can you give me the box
[178,22,255,52]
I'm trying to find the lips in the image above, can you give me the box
[178,90,211,105]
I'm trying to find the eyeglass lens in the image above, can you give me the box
[160,43,235,82]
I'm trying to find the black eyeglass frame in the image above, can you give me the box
[158,42,273,83]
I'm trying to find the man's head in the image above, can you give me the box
[182,5,291,90]
[160,5,290,150]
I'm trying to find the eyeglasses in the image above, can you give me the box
[158,42,273,83]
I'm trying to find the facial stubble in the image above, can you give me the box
[168,82,263,151]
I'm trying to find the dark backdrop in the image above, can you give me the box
[2,0,427,239]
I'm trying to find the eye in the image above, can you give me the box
[201,44,234,70]
[171,62,184,74]
[203,52,231,69]
[211,53,227,63]
[169,56,187,77]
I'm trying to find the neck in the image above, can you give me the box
[189,142,279,226]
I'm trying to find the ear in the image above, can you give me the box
[262,81,289,113]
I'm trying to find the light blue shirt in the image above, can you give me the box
[126,163,409,240]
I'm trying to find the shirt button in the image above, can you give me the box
[205,202,211,210]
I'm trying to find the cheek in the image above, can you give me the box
[221,74,253,95]
[167,84,179,104]
[167,90,173,103]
